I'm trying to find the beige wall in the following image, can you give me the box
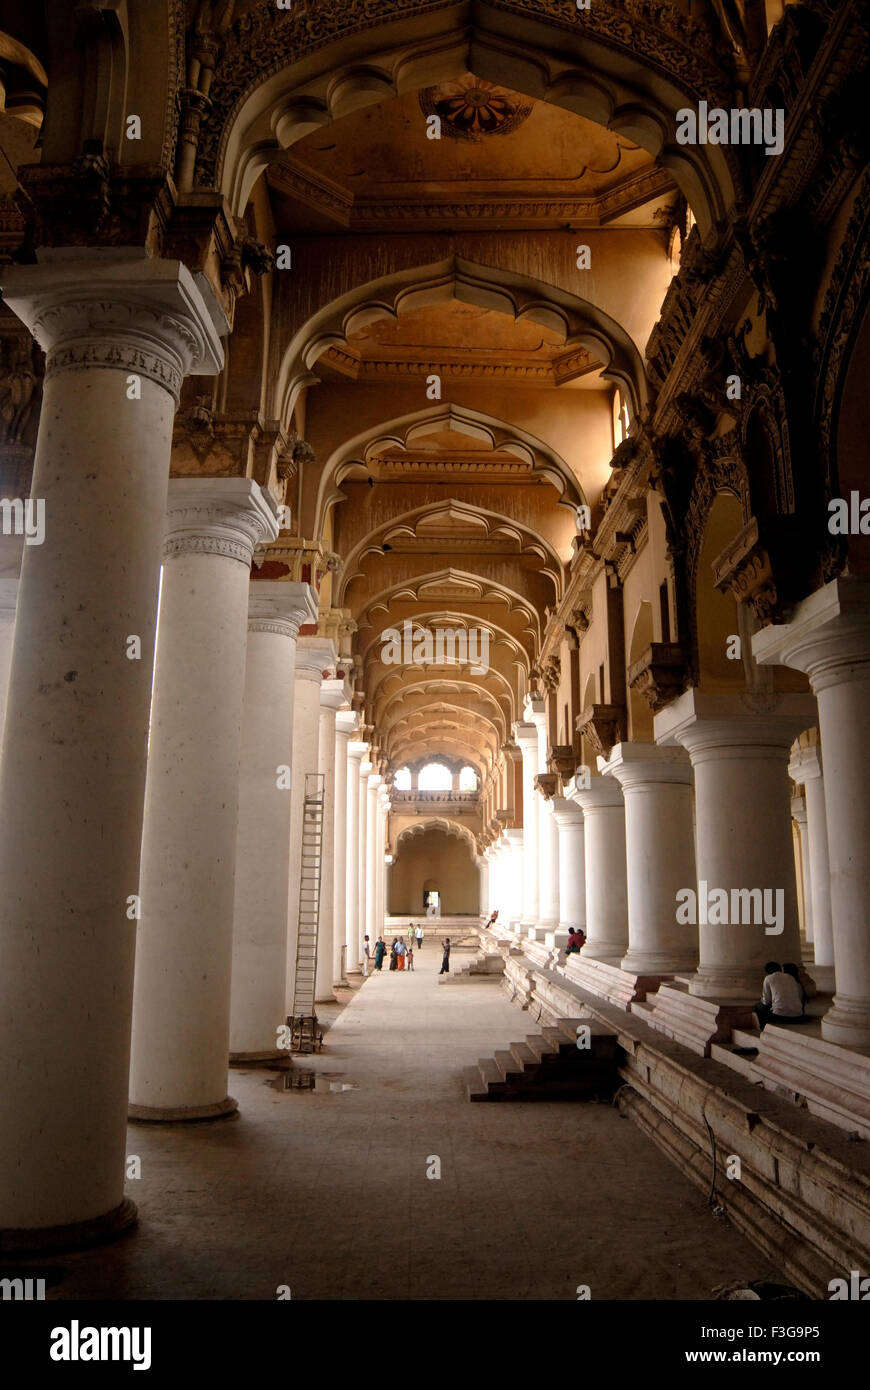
[389,828,480,915]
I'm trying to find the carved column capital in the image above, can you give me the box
[1,258,224,405]
[164,477,278,566]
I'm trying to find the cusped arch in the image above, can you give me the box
[280,256,649,440]
[196,1,736,234]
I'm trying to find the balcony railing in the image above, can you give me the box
[390,790,478,803]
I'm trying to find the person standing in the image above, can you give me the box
[406,943,415,972]
[389,939,399,971]
[439,936,451,976]
[396,938,406,971]
[416,924,423,951]
[362,935,371,977]
[373,937,386,971]
[407,923,415,951]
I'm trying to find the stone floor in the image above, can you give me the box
[39,943,778,1301]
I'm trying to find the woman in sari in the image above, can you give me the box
[396,938,406,971]
[373,937,386,971]
[389,939,399,970]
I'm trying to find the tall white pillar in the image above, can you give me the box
[754,577,870,1045]
[377,785,390,929]
[358,756,372,954]
[599,742,698,974]
[315,680,345,1001]
[285,637,333,1015]
[513,720,539,927]
[332,709,357,984]
[502,828,524,929]
[479,852,490,917]
[0,576,17,737]
[790,792,813,944]
[229,581,317,1060]
[788,738,834,970]
[654,690,815,1003]
[365,772,382,942]
[528,698,558,931]
[346,739,367,971]
[552,798,586,937]
[130,479,278,1120]
[566,775,628,961]
[0,258,221,1244]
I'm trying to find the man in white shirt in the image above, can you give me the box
[362,935,371,977]
[756,961,805,1030]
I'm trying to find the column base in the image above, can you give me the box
[687,967,760,1004]
[0,1197,137,1257]
[544,929,569,951]
[632,981,756,1056]
[821,994,870,1050]
[128,1095,239,1123]
[621,949,697,975]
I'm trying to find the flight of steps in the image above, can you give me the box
[449,952,505,981]
[463,1017,619,1101]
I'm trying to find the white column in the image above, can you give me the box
[365,772,382,942]
[316,680,345,1001]
[503,828,524,929]
[655,689,815,1003]
[788,740,834,970]
[229,581,317,1061]
[513,720,539,926]
[552,798,586,938]
[286,637,332,1015]
[130,479,278,1120]
[790,792,813,945]
[528,698,558,930]
[0,576,17,737]
[479,851,490,917]
[599,742,698,975]
[566,775,628,961]
[754,577,870,1044]
[332,709,357,984]
[0,258,221,1242]
[358,756,372,955]
[377,785,390,929]
[346,740,367,971]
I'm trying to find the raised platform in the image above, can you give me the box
[484,935,870,1297]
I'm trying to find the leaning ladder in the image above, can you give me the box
[288,772,325,1053]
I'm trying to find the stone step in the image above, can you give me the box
[732,1027,762,1050]
[710,1041,762,1080]
[509,1040,538,1068]
[475,1057,505,1091]
[525,1033,559,1060]
[494,1049,524,1082]
[462,1065,489,1102]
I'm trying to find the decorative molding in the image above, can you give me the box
[627,642,688,714]
[163,478,278,567]
[575,703,625,759]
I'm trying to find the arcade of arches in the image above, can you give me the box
[1,0,869,1300]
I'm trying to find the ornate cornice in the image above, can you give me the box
[627,642,688,715]
[247,580,319,639]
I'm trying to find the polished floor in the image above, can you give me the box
[39,943,776,1300]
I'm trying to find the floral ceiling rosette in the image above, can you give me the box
[419,76,533,141]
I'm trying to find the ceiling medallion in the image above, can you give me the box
[419,77,533,141]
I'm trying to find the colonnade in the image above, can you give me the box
[485,646,870,1051]
[0,257,388,1248]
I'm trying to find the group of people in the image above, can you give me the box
[361,925,453,978]
[363,924,423,975]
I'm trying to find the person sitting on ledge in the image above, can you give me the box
[755,961,805,1031]
[565,927,586,957]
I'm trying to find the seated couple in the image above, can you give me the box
[755,961,808,1031]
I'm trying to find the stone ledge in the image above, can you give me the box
[752,1024,870,1141]
[632,980,756,1057]
[502,948,870,1295]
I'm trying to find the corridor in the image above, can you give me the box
[44,946,776,1301]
